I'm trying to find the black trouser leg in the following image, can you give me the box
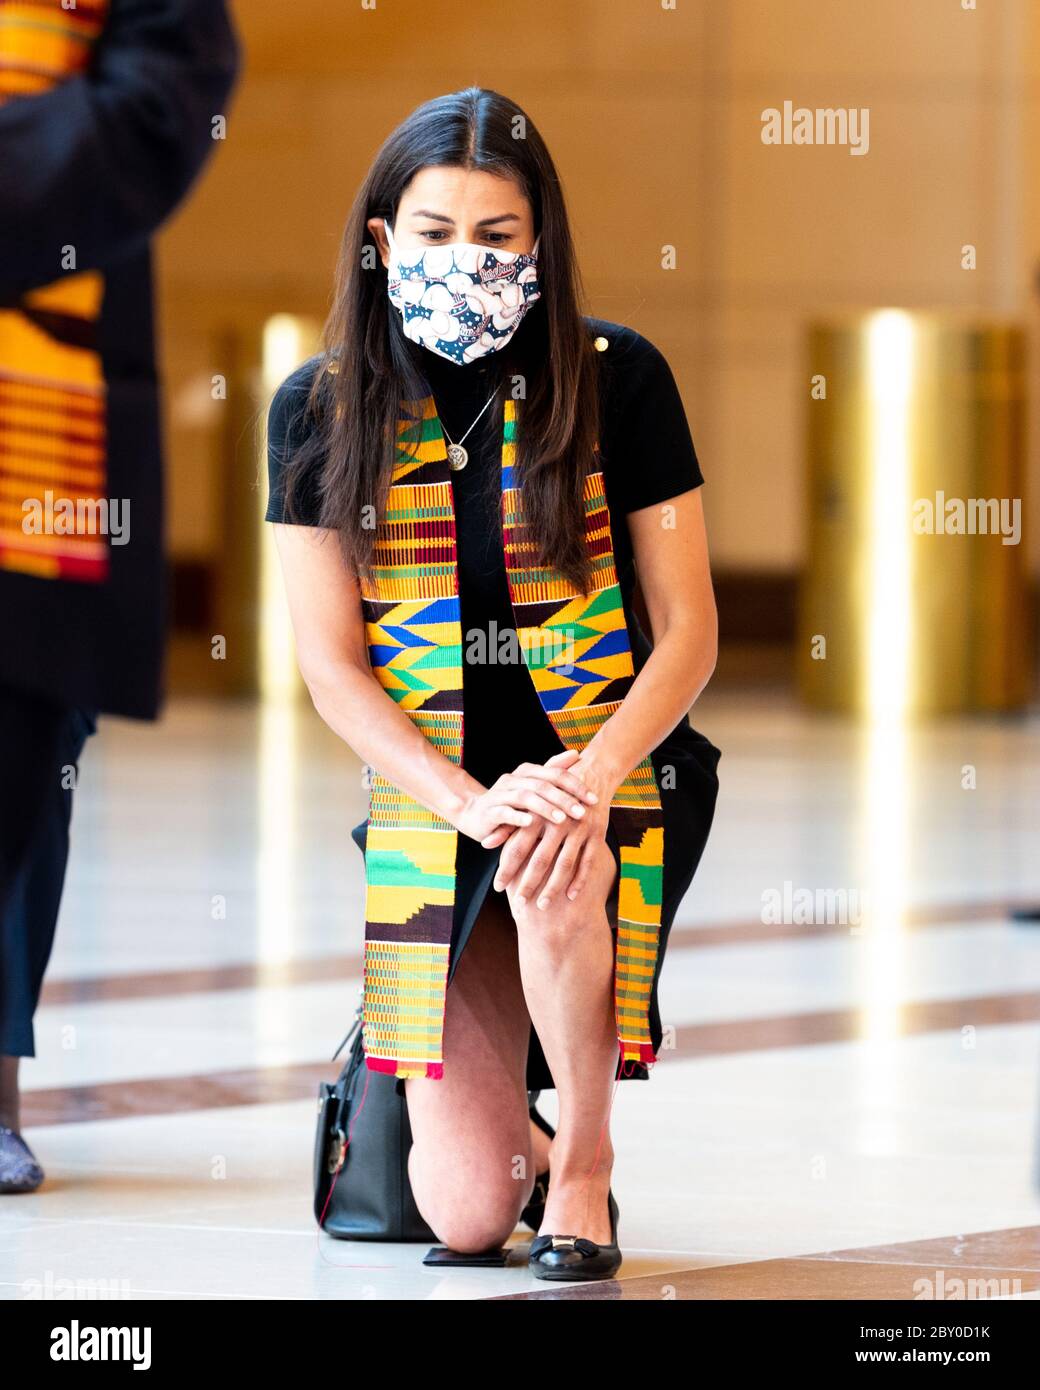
[0,688,69,917]
[0,694,95,1058]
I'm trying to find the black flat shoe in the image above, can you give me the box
[520,1096,554,1233]
[0,1126,44,1194]
[529,1188,621,1282]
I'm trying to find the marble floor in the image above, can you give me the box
[3,689,1039,1300]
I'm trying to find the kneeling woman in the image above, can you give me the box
[266,87,721,1281]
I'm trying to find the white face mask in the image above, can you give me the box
[383,218,542,365]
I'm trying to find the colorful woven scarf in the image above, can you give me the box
[359,394,665,1081]
[0,0,110,582]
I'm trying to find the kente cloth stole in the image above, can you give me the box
[359,395,665,1081]
[0,0,110,582]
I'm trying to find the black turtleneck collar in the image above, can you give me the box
[414,341,499,396]
[403,306,540,404]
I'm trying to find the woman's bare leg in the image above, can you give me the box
[504,838,619,1245]
[404,892,538,1253]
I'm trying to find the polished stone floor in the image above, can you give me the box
[2,690,1039,1300]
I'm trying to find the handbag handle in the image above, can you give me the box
[331,990,364,1063]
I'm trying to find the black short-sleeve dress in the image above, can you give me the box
[266,314,721,1092]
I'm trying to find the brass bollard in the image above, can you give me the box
[798,312,1030,716]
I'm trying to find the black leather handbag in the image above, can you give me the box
[313,1003,437,1243]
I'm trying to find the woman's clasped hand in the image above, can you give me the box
[455,748,617,909]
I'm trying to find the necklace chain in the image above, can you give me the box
[441,388,499,471]
[442,389,498,445]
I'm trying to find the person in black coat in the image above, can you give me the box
[0,0,239,1191]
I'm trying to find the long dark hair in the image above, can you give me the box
[283,86,600,593]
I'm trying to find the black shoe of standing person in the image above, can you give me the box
[0,1127,44,1194]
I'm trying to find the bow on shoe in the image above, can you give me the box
[529,1234,601,1259]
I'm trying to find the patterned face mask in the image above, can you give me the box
[383,218,541,365]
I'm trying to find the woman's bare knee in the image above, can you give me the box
[409,1145,526,1252]
[506,838,616,945]
[427,1201,518,1253]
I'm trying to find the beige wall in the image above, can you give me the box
[156,0,1040,573]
